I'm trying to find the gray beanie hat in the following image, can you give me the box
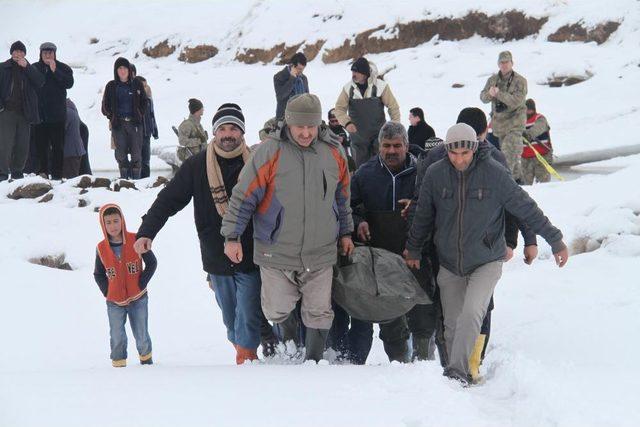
[444,123,478,152]
[40,42,57,52]
[284,94,322,126]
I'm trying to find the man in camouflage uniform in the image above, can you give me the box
[177,98,208,162]
[480,51,527,181]
[522,98,553,185]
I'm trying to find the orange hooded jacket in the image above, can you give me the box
[96,204,146,306]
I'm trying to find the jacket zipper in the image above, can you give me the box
[457,171,466,275]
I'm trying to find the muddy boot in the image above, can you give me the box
[304,328,329,362]
[235,346,258,365]
[412,335,436,361]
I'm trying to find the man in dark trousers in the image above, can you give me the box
[0,41,44,181]
[273,52,309,120]
[33,42,74,180]
[135,104,275,364]
[101,57,147,179]
[331,121,435,364]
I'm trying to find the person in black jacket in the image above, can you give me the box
[33,42,74,180]
[328,108,355,173]
[329,121,434,364]
[101,57,147,179]
[273,52,309,120]
[134,104,275,364]
[0,41,44,181]
[130,66,158,179]
[408,107,435,151]
[78,120,92,175]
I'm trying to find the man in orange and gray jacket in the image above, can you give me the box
[334,57,400,168]
[222,94,354,362]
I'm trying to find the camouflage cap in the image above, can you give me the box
[498,51,513,63]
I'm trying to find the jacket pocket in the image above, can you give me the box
[322,170,328,200]
[269,207,284,243]
[468,188,490,201]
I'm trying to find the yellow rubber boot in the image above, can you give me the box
[112,359,127,368]
[468,334,486,382]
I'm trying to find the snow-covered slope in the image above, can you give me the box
[1,1,639,426]
[2,0,639,170]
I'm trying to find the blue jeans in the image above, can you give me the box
[210,271,262,349]
[106,293,152,360]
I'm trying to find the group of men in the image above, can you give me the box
[130,50,568,386]
[0,40,91,182]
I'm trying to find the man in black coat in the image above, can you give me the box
[0,41,44,181]
[134,104,276,364]
[101,57,147,179]
[33,42,74,180]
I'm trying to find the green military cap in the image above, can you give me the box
[498,51,513,63]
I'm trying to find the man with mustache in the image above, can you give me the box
[135,103,275,365]
[330,121,434,364]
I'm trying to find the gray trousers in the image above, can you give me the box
[438,261,503,376]
[112,120,143,179]
[259,266,334,330]
[0,109,30,177]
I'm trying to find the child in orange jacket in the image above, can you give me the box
[94,204,157,367]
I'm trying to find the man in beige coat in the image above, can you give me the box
[334,57,400,168]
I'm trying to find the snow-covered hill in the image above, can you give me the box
[2,0,639,170]
[1,1,639,426]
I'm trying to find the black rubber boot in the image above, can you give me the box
[276,311,300,346]
[383,339,410,363]
[304,328,329,362]
[412,335,436,361]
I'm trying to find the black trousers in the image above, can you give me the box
[34,122,65,179]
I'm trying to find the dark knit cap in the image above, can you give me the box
[10,41,26,54]
[212,103,245,134]
[525,98,536,111]
[188,98,203,115]
[456,107,488,137]
[351,57,370,77]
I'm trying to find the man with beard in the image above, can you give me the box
[135,103,274,364]
[222,94,354,363]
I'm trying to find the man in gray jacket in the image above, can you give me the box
[405,123,569,385]
[222,94,354,362]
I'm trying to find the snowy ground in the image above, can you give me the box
[1,1,640,426]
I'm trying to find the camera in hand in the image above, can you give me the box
[495,101,507,113]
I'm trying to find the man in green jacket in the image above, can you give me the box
[222,94,354,362]
[480,51,527,181]
[177,98,208,162]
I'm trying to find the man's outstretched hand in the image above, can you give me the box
[134,237,152,255]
